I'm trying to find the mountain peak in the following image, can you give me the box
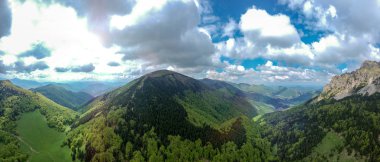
[0,80,12,85]
[318,60,380,101]
[145,69,181,77]
[361,60,380,69]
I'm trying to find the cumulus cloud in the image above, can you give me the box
[217,2,380,71]
[13,61,49,73]
[0,60,49,74]
[216,6,308,65]
[0,60,6,74]
[108,0,215,70]
[29,0,216,73]
[71,63,95,72]
[311,34,378,65]
[0,0,12,38]
[55,67,69,72]
[207,61,334,84]
[55,63,95,73]
[240,7,300,48]
[42,0,135,43]
[222,19,238,37]
[107,61,120,67]
[278,0,380,66]
[19,43,51,59]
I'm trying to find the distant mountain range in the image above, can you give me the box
[2,61,379,162]
[31,84,93,110]
[3,78,126,96]
[231,82,321,113]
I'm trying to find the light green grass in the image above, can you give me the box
[16,111,72,162]
[304,131,364,162]
[248,100,274,115]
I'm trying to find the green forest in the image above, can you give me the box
[1,70,380,162]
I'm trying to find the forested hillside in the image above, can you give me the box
[64,70,275,161]
[32,84,93,110]
[0,80,78,161]
[2,64,379,162]
[258,94,380,161]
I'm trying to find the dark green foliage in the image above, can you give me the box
[0,130,28,162]
[77,70,257,144]
[65,110,274,162]
[32,84,93,110]
[64,71,275,161]
[260,93,380,161]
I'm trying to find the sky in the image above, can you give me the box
[0,0,379,86]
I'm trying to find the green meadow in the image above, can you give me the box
[16,111,72,162]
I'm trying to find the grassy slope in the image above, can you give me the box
[247,99,274,115]
[303,131,363,162]
[16,111,72,162]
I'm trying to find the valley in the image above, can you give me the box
[0,61,379,162]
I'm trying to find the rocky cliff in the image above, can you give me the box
[318,60,380,101]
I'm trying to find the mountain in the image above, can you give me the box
[79,70,257,128]
[9,78,50,89]
[257,60,380,161]
[31,84,93,110]
[318,60,380,101]
[65,70,274,162]
[54,81,125,96]
[0,80,78,161]
[7,78,124,96]
[232,83,275,96]
[231,82,320,112]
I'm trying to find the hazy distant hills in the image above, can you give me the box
[31,84,93,110]
[231,82,321,113]
[4,78,126,96]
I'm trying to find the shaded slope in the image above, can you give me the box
[80,70,257,128]
[65,70,271,162]
[32,84,93,110]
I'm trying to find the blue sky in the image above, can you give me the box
[0,0,379,86]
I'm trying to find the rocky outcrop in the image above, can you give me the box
[317,60,380,101]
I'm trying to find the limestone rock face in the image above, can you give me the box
[318,61,380,101]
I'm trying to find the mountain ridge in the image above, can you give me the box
[31,84,93,110]
[318,60,380,101]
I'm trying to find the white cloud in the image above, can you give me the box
[206,61,334,84]
[222,19,238,37]
[311,33,379,65]
[240,7,299,42]
[108,0,215,71]
[0,1,143,81]
[110,0,167,30]
[216,6,306,64]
